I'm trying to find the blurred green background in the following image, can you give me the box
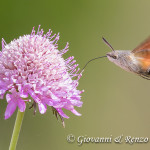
[0,0,150,149]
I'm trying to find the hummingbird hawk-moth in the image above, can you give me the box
[83,36,150,80]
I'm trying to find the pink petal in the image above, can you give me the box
[38,103,47,114]
[6,94,11,102]
[5,100,17,119]
[18,84,30,98]
[29,90,41,104]
[70,100,83,107]
[64,105,81,116]
[19,92,28,98]
[17,99,26,112]
[56,108,69,118]
[70,109,81,116]
[0,89,7,95]
[45,99,53,106]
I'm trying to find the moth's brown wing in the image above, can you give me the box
[132,36,150,53]
[133,49,150,70]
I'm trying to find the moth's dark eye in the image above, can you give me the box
[106,53,117,59]
[112,55,117,59]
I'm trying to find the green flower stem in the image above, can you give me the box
[9,109,25,150]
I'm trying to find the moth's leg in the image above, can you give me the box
[137,68,150,80]
[139,74,150,80]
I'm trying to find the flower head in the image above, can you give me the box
[0,26,83,123]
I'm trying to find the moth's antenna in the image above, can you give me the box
[81,56,107,71]
[102,37,115,52]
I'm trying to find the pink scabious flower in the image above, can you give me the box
[0,26,84,121]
